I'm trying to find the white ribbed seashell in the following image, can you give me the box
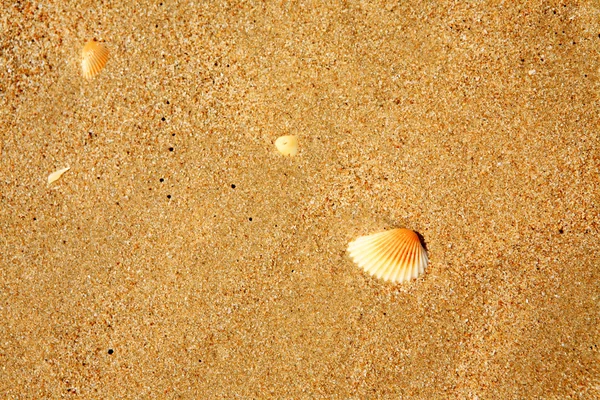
[348,228,428,283]
[81,39,109,79]
[275,135,298,156]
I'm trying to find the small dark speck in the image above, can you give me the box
[33,217,36,221]
[231,184,236,189]
[166,100,170,104]
[161,117,166,121]
[573,41,576,45]
[248,217,253,221]
[199,359,202,363]
[169,147,174,152]
[172,133,175,136]
[159,178,164,182]
[108,349,114,355]
[521,58,525,62]
[155,24,158,28]
[559,228,564,234]
[167,195,172,199]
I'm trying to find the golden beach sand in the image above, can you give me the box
[1,1,598,398]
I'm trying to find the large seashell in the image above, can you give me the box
[275,135,298,157]
[347,228,428,283]
[81,39,109,79]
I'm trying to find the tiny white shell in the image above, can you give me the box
[48,166,70,184]
[275,135,298,157]
[348,228,428,283]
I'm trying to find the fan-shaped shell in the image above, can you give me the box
[275,135,298,157]
[347,228,428,283]
[81,39,109,79]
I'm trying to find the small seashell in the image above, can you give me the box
[48,166,70,184]
[347,228,428,283]
[81,39,109,79]
[275,135,298,157]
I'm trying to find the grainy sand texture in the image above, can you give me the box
[1,1,599,398]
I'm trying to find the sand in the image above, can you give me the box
[1,1,599,398]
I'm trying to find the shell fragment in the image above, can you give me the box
[48,167,70,184]
[275,135,298,157]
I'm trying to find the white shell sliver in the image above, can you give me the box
[348,228,428,283]
[48,166,70,184]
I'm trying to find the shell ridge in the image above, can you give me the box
[392,240,415,282]
[381,234,413,281]
[368,230,412,277]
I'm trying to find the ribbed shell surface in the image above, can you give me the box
[81,40,109,79]
[347,228,428,283]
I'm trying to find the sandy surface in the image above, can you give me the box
[1,1,599,398]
